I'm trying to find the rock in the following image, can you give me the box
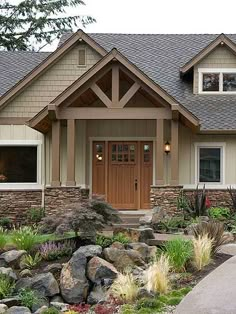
[110,242,125,250]
[0,261,7,268]
[50,295,64,303]
[87,285,106,305]
[15,278,32,293]
[50,302,69,311]
[103,248,146,271]
[19,269,32,278]
[101,278,113,287]
[219,243,236,256]
[87,256,118,283]
[43,263,62,274]
[223,232,234,244]
[0,268,17,281]
[128,243,157,262]
[137,288,155,299]
[0,304,8,313]
[113,228,154,244]
[0,250,26,269]
[75,245,102,258]
[34,306,48,314]
[31,298,49,313]
[60,252,89,303]
[0,298,20,307]
[139,215,152,226]
[152,207,165,224]
[30,273,59,298]
[6,306,31,314]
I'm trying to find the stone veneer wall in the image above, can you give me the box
[44,187,89,216]
[150,186,232,215]
[0,190,42,222]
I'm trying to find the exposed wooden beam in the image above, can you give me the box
[91,83,112,108]
[119,82,140,108]
[58,107,172,120]
[112,64,120,106]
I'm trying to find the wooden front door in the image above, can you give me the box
[92,141,153,209]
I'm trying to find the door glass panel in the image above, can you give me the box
[144,154,150,162]
[123,144,128,152]
[144,145,150,152]
[95,143,103,163]
[112,154,116,161]
[112,144,116,152]
[118,144,123,152]
[130,154,135,162]
[118,154,122,162]
[124,154,128,162]
[130,145,135,152]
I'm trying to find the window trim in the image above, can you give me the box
[194,142,225,185]
[198,68,236,94]
[0,140,42,190]
[78,48,87,67]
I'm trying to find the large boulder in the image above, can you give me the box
[6,306,31,314]
[0,268,17,281]
[151,207,165,224]
[0,251,26,269]
[87,256,118,283]
[103,248,145,271]
[43,263,62,275]
[87,285,106,305]
[75,245,102,258]
[0,298,20,308]
[0,304,8,313]
[60,251,89,303]
[128,243,157,262]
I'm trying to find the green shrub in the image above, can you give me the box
[182,185,208,218]
[27,207,45,224]
[0,274,15,298]
[11,226,38,251]
[19,288,42,310]
[41,308,60,314]
[0,228,7,250]
[164,238,193,272]
[20,252,42,269]
[96,233,130,248]
[208,207,231,220]
[112,233,131,244]
[0,217,12,230]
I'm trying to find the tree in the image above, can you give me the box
[0,0,95,51]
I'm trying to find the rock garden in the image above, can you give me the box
[0,187,234,313]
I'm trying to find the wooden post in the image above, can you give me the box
[66,119,76,186]
[156,119,164,185]
[112,64,119,107]
[51,120,61,187]
[170,120,179,185]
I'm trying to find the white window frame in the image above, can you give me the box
[78,48,87,67]
[198,68,236,94]
[194,142,225,186]
[0,140,42,190]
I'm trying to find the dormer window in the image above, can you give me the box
[199,68,236,94]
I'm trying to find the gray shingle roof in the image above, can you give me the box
[3,33,236,130]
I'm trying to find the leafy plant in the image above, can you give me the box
[177,190,189,212]
[159,217,190,232]
[39,239,75,261]
[0,274,15,298]
[0,217,12,230]
[110,271,139,302]
[11,226,38,251]
[182,185,210,218]
[192,235,212,271]
[112,233,131,244]
[42,308,60,314]
[27,207,45,224]
[143,254,170,295]
[208,207,231,220]
[21,252,42,269]
[192,221,228,254]
[96,233,130,249]
[228,186,236,212]
[0,228,7,250]
[163,238,193,272]
[68,304,91,313]
[19,288,42,310]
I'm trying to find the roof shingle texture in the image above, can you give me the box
[2,33,236,130]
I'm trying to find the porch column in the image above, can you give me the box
[156,119,164,185]
[170,119,179,185]
[51,120,61,187]
[66,119,76,186]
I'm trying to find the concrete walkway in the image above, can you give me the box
[174,256,236,314]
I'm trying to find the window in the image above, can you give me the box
[0,146,37,183]
[78,48,86,66]
[199,68,236,93]
[196,144,224,184]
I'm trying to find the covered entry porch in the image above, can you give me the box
[29,49,199,210]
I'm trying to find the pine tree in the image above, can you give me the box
[0,0,95,51]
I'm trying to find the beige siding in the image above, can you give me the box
[194,46,236,94]
[179,124,236,185]
[0,44,101,118]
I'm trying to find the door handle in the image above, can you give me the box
[135,179,138,191]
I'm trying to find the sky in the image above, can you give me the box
[75,0,236,34]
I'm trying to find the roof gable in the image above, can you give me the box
[180,34,236,75]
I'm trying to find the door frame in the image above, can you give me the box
[89,137,156,207]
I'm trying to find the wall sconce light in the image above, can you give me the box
[164,141,171,154]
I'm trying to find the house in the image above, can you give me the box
[0,30,235,219]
